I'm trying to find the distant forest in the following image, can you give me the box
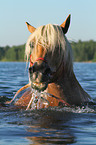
[71,40,96,62]
[0,44,25,61]
[0,40,96,62]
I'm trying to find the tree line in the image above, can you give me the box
[0,44,25,61]
[0,40,96,62]
[71,40,96,62]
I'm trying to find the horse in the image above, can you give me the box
[6,14,91,110]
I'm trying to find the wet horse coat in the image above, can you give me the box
[7,15,91,109]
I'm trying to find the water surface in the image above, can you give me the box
[0,62,96,145]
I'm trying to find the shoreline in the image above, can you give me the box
[0,61,96,63]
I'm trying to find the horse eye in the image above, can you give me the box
[29,42,34,48]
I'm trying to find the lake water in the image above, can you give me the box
[0,62,96,145]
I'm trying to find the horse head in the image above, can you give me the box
[25,15,73,92]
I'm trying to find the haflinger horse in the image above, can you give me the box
[6,14,91,110]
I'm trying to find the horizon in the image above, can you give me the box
[0,0,96,46]
[1,39,96,48]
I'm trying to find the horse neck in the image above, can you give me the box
[46,68,69,102]
[47,70,90,105]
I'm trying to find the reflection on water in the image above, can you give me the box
[0,108,76,145]
[25,110,76,145]
[1,106,96,145]
[0,62,96,145]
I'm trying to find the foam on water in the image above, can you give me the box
[50,105,95,113]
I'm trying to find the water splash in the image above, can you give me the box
[25,88,96,113]
[26,89,51,110]
[5,84,96,114]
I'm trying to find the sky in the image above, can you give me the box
[0,0,96,46]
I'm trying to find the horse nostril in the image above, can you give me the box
[29,66,34,73]
[29,62,37,73]
[29,67,32,73]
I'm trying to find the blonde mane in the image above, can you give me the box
[25,24,73,73]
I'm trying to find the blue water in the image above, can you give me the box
[0,62,96,145]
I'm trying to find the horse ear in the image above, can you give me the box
[25,22,36,33]
[60,14,71,34]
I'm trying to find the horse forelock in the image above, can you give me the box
[25,24,73,73]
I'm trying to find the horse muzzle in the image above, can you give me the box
[29,62,52,91]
